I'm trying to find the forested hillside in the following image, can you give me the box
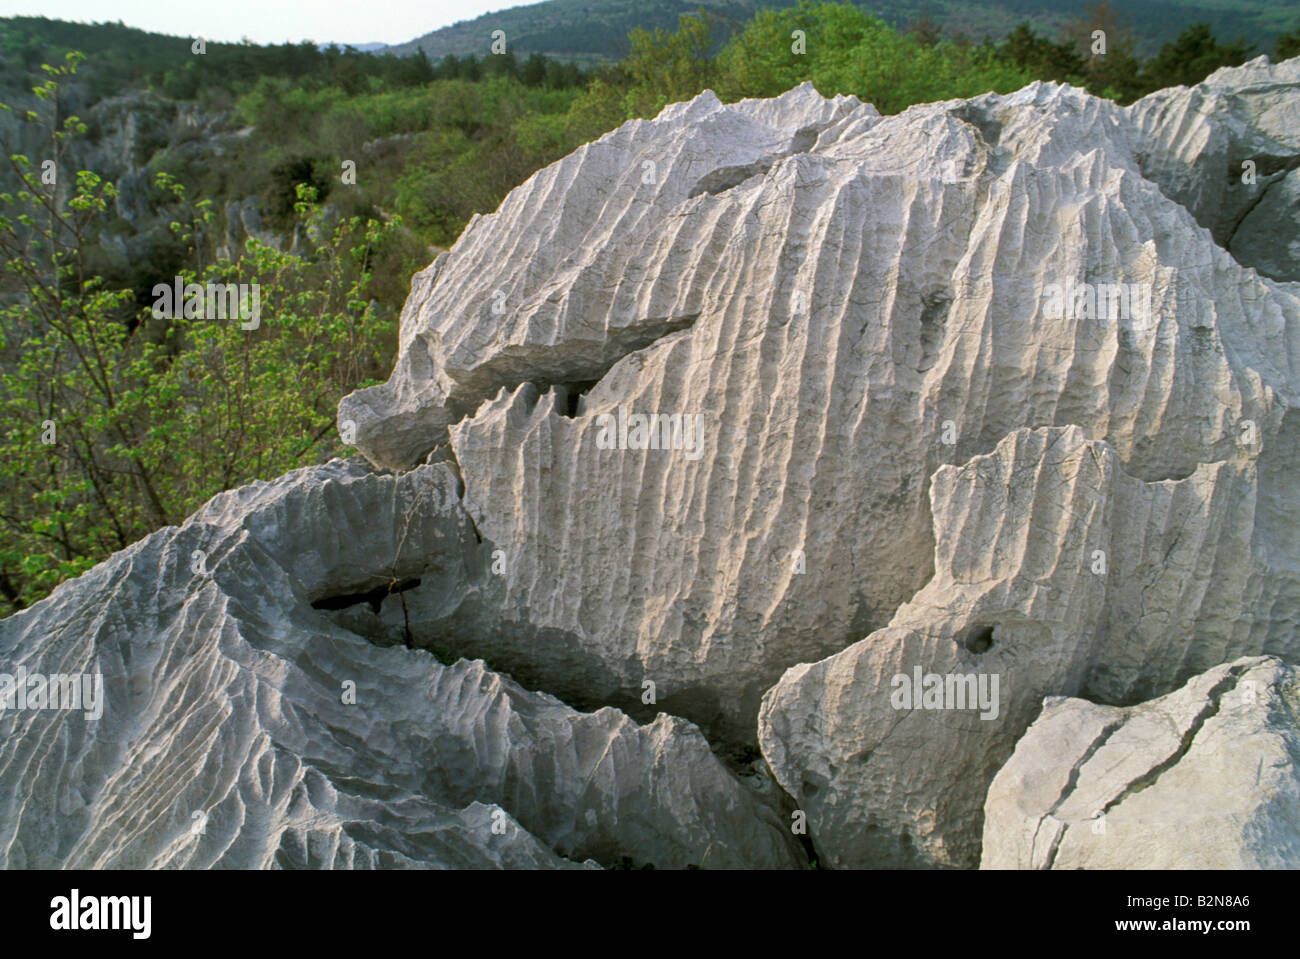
[386,0,1300,62]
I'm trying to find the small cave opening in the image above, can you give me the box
[555,380,600,418]
[958,622,996,654]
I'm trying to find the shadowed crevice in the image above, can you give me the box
[311,578,423,614]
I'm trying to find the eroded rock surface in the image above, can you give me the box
[1128,56,1300,280]
[758,425,1287,869]
[0,460,801,869]
[4,59,1300,870]
[344,66,1299,747]
[982,656,1300,869]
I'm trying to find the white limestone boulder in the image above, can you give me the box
[1126,55,1300,279]
[982,655,1300,869]
[340,70,1300,746]
[758,426,1290,868]
[0,459,803,869]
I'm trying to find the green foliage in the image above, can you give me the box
[1277,31,1300,62]
[1000,22,1085,81]
[715,2,886,101]
[575,3,1038,118]
[227,75,584,249]
[569,0,1277,125]
[0,59,396,614]
[369,77,586,246]
[268,156,332,222]
[1142,23,1254,90]
[622,13,718,118]
[806,18,1035,112]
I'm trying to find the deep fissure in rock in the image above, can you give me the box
[311,578,423,614]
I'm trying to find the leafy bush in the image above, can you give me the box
[0,56,397,613]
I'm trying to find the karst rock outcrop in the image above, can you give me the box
[0,461,800,868]
[3,57,1299,869]
[982,656,1300,869]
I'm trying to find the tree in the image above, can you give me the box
[1142,23,1253,90]
[1278,30,1300,61]
[404,48,435,86]
[1000,22,1085,81]
[907,12,943,48]
[484,49,519,80]
[1062,2,1143,102]
[522,51,548,87]
[623,12,716,117]
[438,53,462,80]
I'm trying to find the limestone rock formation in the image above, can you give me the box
[0,459,802,869]
[343,64,1300,750]
[1127,56,1300,281]
[4,57,1300,870]
[982,656,1300,869]
[758,425,1281,869]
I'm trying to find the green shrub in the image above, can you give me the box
[0,57,398,613]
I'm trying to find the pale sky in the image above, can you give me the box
[0,0,522,46]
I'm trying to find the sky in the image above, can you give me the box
[0,0,521,46]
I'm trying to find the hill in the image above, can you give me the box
[384,0,1300,62]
